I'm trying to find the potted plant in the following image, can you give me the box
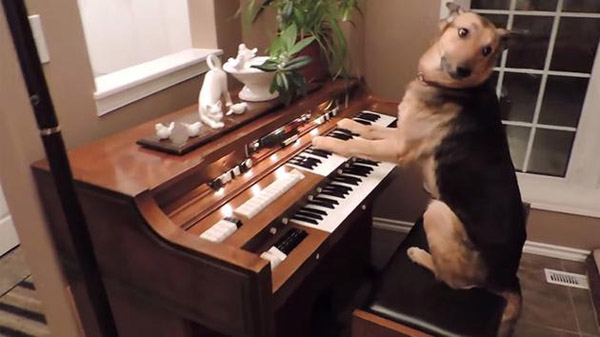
[252,24,316,105]
[242,0,361,103]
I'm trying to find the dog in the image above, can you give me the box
[313,3,526,336]
[199,54,233,129]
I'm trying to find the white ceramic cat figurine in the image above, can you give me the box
[227,44,258,70]
[199,54,232,129]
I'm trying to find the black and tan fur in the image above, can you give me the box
[313,4,527,336]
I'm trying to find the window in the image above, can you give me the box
[441,0,600,216]
[77,0,221,115]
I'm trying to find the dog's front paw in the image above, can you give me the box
[337,118,365,135]
[407,247,429,264]
[312,136,330,150]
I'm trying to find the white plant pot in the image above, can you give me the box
[224,56,279,102]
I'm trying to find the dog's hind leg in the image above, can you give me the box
[407,247,437,275]
[497,288,522,337]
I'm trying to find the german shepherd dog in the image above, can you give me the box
[313,3,527,336]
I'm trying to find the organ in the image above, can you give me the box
[32,80,400,337]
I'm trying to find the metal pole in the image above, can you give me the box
[1,1,119,336]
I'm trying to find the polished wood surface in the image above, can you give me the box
[33,80,401,337]
[352,310,433,337]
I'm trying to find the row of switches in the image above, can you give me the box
[234,169,304,219]
[199,217,243,243]
[260,228,308,269]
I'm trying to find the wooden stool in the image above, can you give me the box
[353,218,509,337]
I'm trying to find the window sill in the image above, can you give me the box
[517,172,600,218]
[93,48,222,116]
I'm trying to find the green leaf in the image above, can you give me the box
[283,55,312,70]
[280,24,298,51]
[289,36,316,55]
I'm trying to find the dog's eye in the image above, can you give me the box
[482,45,492,56]
[458,28,469,38]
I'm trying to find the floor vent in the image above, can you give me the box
[544,269,589,289]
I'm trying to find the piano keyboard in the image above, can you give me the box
[282,111,398,233]
[287,111,397,177]
[234,169,305,219]
[288,159,395,233]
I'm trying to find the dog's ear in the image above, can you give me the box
[439,1,465,31]
[496,28,525,50]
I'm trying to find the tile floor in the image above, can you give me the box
[1,232,599,337]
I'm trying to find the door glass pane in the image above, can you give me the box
[563,0,600,13]
[507,16,554,69]
[515,0,558,11]
[481,14,509,29]
[528,129,576,176]
[500,72,541,122]
[551,18,600,73]
[471,0,510,10]
[505,126,531,171]
[539,76,588,127]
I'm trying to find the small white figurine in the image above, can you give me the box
[227,44,258,70]
[155,122,175,140]
[227,102,248,115]
[199,54,232,129]
[182,122,202,138]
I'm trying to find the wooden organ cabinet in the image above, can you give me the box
[32,80,400,337]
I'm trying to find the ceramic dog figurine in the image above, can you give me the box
[313,3,525,336]
[198,54,232,129]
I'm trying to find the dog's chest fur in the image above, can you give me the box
[397,80,461,198]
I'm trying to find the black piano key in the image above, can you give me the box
[299,156,322,164]
[301,207,327,216]
[341,175,363,183]
[289,160,316,169]
[357,112,381,121]
[320,190,346,198]
[342,168,369,177]
[312,196,339,205]
[354,158,380,166]
[308,148,332,156]
[275,229,308,255]
[327,183,354,192]
[332,177,359,186]
[353,119,372,125]
[328,132,352,141]
[349,163,374,172]
[308,200,335,209]
[296,210,323,220]
[292,215,319,225]
[305,149,329,158]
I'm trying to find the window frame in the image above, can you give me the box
[439,0,600,217]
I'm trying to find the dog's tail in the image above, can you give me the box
[495,283,522,337]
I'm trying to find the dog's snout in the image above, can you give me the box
[456,67,472,79]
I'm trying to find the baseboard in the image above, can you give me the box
[373,217,591,262]
[0,215,19,257]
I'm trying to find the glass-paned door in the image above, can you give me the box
[472,0,600,177]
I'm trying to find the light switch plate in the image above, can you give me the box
[28,15,50,64]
